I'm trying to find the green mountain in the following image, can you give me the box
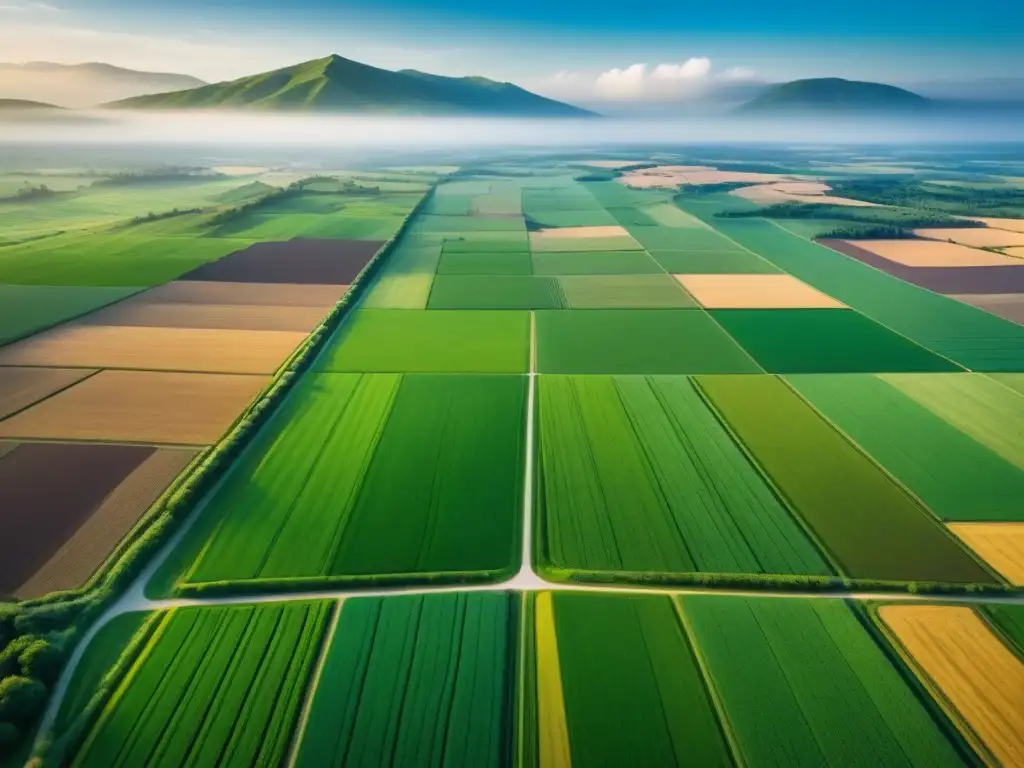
[737,78,932,115]
[107,55,594,117]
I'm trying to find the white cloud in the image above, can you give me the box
[538,57,760,102]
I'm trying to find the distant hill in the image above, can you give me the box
[0,98,63,110]
[106,54,594,117]
[0,62,205,109]
[736,78,932,115]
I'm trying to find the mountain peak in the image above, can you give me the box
[106,54,594,117]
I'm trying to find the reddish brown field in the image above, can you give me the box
[179,239,383,284]
[130,280,349,307]
[14,447,197,598]
[0,370,269,445]
[0,367,97,420]
[0,442,153,595]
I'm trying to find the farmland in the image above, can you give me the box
[5,154,1024,768]
[162,373,524,591]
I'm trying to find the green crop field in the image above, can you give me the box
[531,250,663,275]
[437,251,533,275]
[627,226,739,251]
[319,309,530,373]
[0,231,251,286]
[711,309,961,374]
[988,373,1024,397]
[528,209,618,228]
[789,374,1024,522]
[880,374,1024,469]
[680,206,1024,371]
[295,593,514,768]
[536,309,760,374]
[0,284,142,345]
[73,601,330,768]
[427,275,567,309]
[680,595,968,767]
[696,375,997,584]
[607,207,659,227]
[650,249,780,274]
[213,212,407,240]
[174,373,523,588]
[55,612,151,734]
[548,592,732,767]
[360,272,434,308]
[981,605,1024,655]
[558,275,696,308]
[537,376,832,578]
[415,214,525,233]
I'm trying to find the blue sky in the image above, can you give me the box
[2,0,1022,101]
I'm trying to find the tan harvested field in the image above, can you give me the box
[0,325,307,374]
[77,301,330,333]
[674,274,846,309]
[965,217,1024,234]
[533,225,630,240]
[914,227,1024,248]
[0,367,97,419]
[948,523,1024,585]
[14,447,198,599]
[0,370,268,445]
[1003,247,1024,260]
[620,165,796,189]
[135,280,349,307]
[879,605,1024,768]
[732,181,877,207]
[841,239,1019,267]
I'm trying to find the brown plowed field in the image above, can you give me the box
[0,367,97,420]
[879,605,1024,767]
[133,280,349,307]
[0,325,306,374]
[76,302,330,333]
[0,442,153,595]
[821,240,1024,294]
[179,239,384,284]
[0,370,268,445]
[949,294,1024,325]
[14,447,197,598]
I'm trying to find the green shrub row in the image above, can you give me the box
[543,567,1017,596]
[0,186,436,762]
[174,565,516,599]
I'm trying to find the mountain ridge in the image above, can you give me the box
[107,54,594,117]
[736,77,932,114]
[0,62,205,108]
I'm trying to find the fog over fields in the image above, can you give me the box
[1,110,1022,148]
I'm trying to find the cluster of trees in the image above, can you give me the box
[207,184,301,226]
[129,207,202,225]
[0,183,60,203]
[0,605,64,750]
[93,167,222,187]
[830,178,1024,217]
[717,201,979,228]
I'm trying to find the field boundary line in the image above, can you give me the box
[776,375,1005,583]
[670,596,747,768]
[285,598,343,768]
[763,219,971,372]
[0,367,103,424]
